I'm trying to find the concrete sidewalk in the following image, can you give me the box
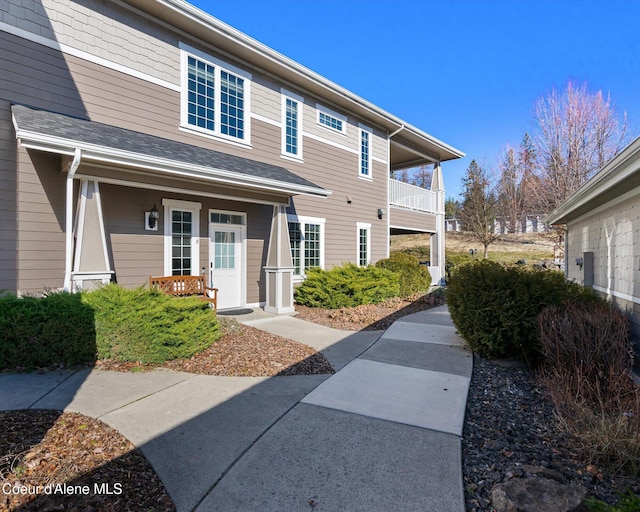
[0,305,472,512]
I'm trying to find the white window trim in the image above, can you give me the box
[356,222,372,267]
[359,124,373,180]
[209,208,247,225]
[163,198,201,276]
[287,214,326,280]
[281,88,304,161]
[316,104,347,135]
[179,42,252,146]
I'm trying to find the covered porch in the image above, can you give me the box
[12,104,330,314]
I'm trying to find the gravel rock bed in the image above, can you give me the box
[463,355,640,511]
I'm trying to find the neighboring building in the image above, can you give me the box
[545,136,640,337]
[445,216,548,234]
[0,0,463,313]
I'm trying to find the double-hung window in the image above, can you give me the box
[359,125,372,179]
[357,222,371,267]
[281,89,304,159]
[287,215,325,277]
[180,43,251,144]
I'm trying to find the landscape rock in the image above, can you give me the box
[491,477,586,512]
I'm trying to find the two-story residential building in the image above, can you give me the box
[0,0,464,313]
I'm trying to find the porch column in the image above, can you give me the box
[430,162,446,285]
[264,205,295,314]
[71,179,113,291]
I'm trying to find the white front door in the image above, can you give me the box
[210,225,244,310]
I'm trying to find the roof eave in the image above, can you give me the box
[545,136,640,225]
[123,0,464,162]
[14,128,332,199]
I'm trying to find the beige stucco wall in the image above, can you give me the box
[566,191,640,336]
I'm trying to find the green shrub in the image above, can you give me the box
[294,264,399,309]
[445,252,474,279]
[446,260,598,362]
[586,491,640,511]
[83,284,221,364]
[375,252,432,296]
[0,291,97,369]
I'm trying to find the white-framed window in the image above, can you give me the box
[281,89,304,160]
[357,222,371,267]
[316,105,347,134]
[287,215,325,278]
[163,198,201,276]
[180,43,252,144]
[359,125,372,178]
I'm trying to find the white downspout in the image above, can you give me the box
[63,148,82,291]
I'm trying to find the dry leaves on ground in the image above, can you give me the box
[0,410,174,512]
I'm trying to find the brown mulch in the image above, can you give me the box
[1,295,442,511]
[95,318,334,376]
[294,291,446,331]
[0,410,174,512]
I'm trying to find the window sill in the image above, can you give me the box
[281,153,304,164]
[179,125,252,150]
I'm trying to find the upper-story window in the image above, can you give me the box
[281,89,304,159]
[359,126,372,178]
[180,43,251,144]
[317,105,347,135]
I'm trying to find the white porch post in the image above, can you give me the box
[63,148,81,291]
[264,204,295,314]
[430,162,446,285]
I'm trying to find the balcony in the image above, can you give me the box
[388,178,436,213]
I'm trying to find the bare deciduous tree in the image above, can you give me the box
[534,80,628,210]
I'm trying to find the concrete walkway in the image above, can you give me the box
[0,305,472,512]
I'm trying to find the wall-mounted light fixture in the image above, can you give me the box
[377,208,385,219]
[145,204,159,231]
[575,256,583,270]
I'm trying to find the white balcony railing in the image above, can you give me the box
[389,178,436,213]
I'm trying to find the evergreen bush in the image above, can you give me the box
[0,291,96,369]
[0,285,221,369]
[84,284,221,364]
[375,252,431,296]
[294,263,399,309]
[446,260,598,362]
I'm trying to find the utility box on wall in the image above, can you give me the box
[583,251,594,287]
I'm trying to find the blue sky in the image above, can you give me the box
[189,0,640,199]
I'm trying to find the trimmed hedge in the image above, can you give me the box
[84,284,221,364]
[0,291,96,369]
[294,263,399,309]
[446,260,599,362]
[0,285,222,369]
[375,252,431,296]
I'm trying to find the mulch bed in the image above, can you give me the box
[0,410,174,512]
[294,292,446,331]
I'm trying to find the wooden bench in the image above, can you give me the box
[149,275,218,310]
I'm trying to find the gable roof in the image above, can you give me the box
[545,136,640,225]
[11,104,331,198]
[122,0,464,164]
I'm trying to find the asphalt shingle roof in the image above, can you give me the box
[11,104,327,194]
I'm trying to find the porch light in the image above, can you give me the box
[146,204,159,230]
